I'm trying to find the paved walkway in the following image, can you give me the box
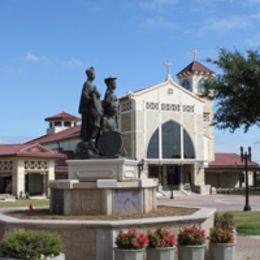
[159,194,260,211]
[159,194,260,260]
[236,236,260,260]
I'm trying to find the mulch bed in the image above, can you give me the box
[6,206,198,221]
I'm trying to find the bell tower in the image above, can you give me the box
[176,50,214,95]
[45,112,80,135]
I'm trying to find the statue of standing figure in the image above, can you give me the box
[78,67,102,142]
[102,77,119,133]
[76,67,123,159]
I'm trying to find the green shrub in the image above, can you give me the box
[0,230,62,259]
[25,192,30,199]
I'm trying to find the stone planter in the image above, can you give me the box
[114,248,144,260]
[209,243,235,260]
[146,247,174,260]
[232,229,237,244]
[0,253,65,260]
[178,244,205,260]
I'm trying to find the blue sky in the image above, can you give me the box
[1,0,260,159]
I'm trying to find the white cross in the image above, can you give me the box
[165,60,172,79]
[192,49,198,61]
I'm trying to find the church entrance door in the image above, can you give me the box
[167,166,180,187]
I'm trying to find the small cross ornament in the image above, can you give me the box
[165,60,172,80]
[192,49,198,61]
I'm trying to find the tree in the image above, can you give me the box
[205,48,260,132]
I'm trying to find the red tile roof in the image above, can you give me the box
[176,60,214,76]
[209,153,258,168]
[26,126,81,145]
[55,150,75,167]
[45,112,80,122]
[0,143,65,158]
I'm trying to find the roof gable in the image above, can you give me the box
[45,112,80,122]
[177,60,214,76]
[0,143,65,158]
[125,79,204,103]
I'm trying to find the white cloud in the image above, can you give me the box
[138,0,177,9]
[63,58,84,69]
[142,16,176,30]
[25,52,50,63]
[199,12,260,36]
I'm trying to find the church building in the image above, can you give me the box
[119,60,215,194]
[0,59,258,197]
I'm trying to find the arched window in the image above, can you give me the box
[147,129,159,158]
[183,130,195,158]
[198,79,205,93]
[162,121,181,158]
[147,120,195,159]
[182,80,191,91]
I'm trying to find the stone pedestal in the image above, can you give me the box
[67,159,139,181]
[49,159,158,216]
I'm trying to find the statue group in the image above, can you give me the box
[76,67,124,159]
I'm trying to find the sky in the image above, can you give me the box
[1,0,260,160]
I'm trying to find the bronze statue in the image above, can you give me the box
[78,67,102,142]
[102,77,119,133]
[76,68,124,159]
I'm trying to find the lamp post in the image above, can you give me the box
[137,159,145,178]
[240,146,252,211]
[169,167,174,199]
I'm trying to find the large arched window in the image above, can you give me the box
[183,129,195,158]
[147,129,159,158]
[162,121,181,158]
[147,120,195,159]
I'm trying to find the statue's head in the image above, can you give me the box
[105,77,117,90]
[86,67,95,80]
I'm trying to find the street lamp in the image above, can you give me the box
[137,159,145,178]
[169,167,174,199]
[240,146,252,211]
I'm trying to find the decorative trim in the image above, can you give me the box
[24,161,48,170]
[183,105,194,113]
[146,102,159,110]
[0,161,13,171]
[161,103,180,112]
[203,113,210,122]
[120,102,132,112]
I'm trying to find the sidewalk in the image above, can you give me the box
[159,195,260,259]
[236,236,260,260]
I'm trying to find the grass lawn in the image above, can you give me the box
[0,199,49,208]
[230,211,260,236]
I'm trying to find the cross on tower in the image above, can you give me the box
[192,49,198,61]
[165,60,172,80]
